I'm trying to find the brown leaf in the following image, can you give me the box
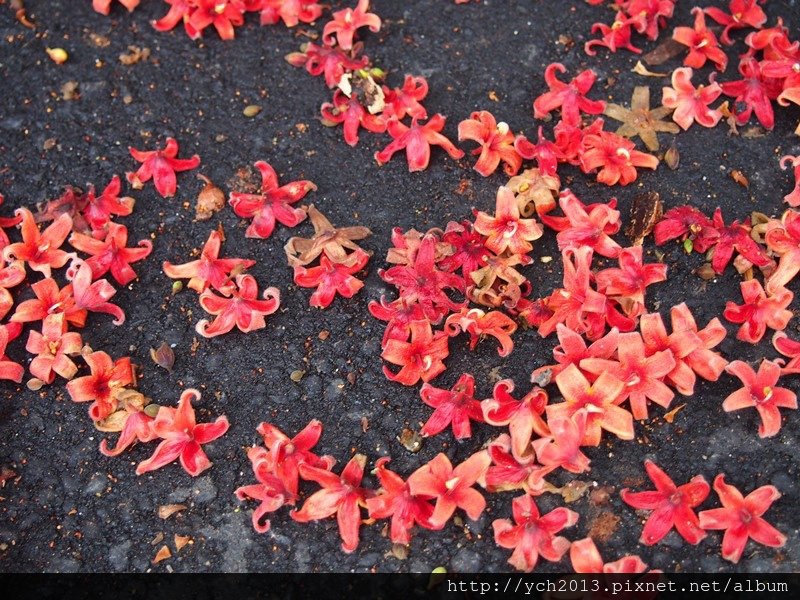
[150,342,175,373]
[119,45,150,65]
[643,38,684,65]
[625,192,662,246]
[730,169,749,190]
[663,404,686,423]
[588,511,621,543]
[664,143,680,170]
[153,545,171,564]
[150,532,164,546]
[397,428,423,453]
[631,61,667,77]
[174,534,192,551]
[558,480,592,503]
[195,175,225,221]
[93,409,129,433]
[158,504,187,520]
[0,467,18,488]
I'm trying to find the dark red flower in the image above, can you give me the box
[621,460,710,545]
[81,175,135,232]
[698,475,786,564]
[438,220,488,279]
[285,42,369,89]
[366,457,435,545]
[654,204,713,246]
[493,494,578,573]
[66,350,134,421]
[720,57,778,130]
[382,75,428,121]
[229,161,315,240]
[419,373,484,439]
[533,63,606,127]
[291,454,372,553]
[585,13,643,56]
[374,115,465,172]
[369,296,428,346]
[196,274,280,338]
[136,388,229,476]
[696,208,772,274]
[723,360,797,438]
[127,137,200,198]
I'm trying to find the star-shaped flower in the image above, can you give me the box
[603,86,679,151]
[126,137,200,198]
[723,360,797,438]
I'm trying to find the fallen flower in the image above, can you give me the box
[127,137,200,198]
[66,258,126,325]
[322,0,381,51]
[235,446,292,534]
[473,186,543,256]
[585,12,643,56]
[779,155,800,207]
[704,0,767,46]
[196,274,280,338]
[481,379,549,463]
[662,67,723,130]
[533,63,606,127]
[381,319,449,386]
[285,205,371,267]
[25,314,82,384]
[444,307,517,357]
[10,277,86,328]
[291,454,371,553]
[672,7,728,71]
[66,350,134,421]
[458,110,521,177]
[3,208,72,278]
[374,114,464,172]
[579,127,659,186]
[419,373,485,440]
[69,223,152,286]
[621,460,710,545]
[532,410,591,474]
[285,42,369,89]
[0,323,23,383]
[81,175,135,232]
[570,537,649,573]
[320,90,387,147]
[723,360,797,438]
[492,494,578,573]
[228,161,314,239]
[136,388,229,477]
[602,85,679,151]
[698,474,786,564]
[723,279,792,344]
[293,249,369,308]
[765,208,800,293]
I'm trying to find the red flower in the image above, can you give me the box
[654,204,713,246]
[369,296,428,346]
[585,13,643,56]
[81,176,135,232]
[381,319,449,386]
[621,460,710,545]
[481,380,549,462]
[66,351,134,421]
[704,0,767,46]
[473,186,543,256]
[668,302,728,383]
[187,0,246,40]
[93,0,140,14]
[66,258,126,326]
[779,155,800,207]
[259,0,323,27]
[547,363,631,446]
[379,233,465,322]
[0,259,25,320]
[419,373,484,439]
[374,114,464,172]
[580,128,659,186]
[723,360,797,438]
[570,537,649,573]
[532,410,592,474]
[0,323,23,383]
[485,434,551,494]
[285,42,369,89]
[662,67,723,130]
[196,274,280,338]
[720,57,778,130]
[698,474,786,564]
[696,208,772,274]
[10,277,86,328]
[25,314,82,384]
[407,451,491,529]
[229,161,314,239]
[322,0,381,51]
[256,419,335,499]
[582,331,675,420]
[672,7,728,71]
[458,111,521,177]
[438,220,489,279]
[723,279,792,344]
[532,323,619,385]
[235,446,292,534]
[68,223,152,286]
[444,307,517,357]
[127,137,200,198]
[99,403,157,458]
[772,331,800,374]
[3,208,71,277]
[163,229,256,293]
[595,245,667,319]
[538,248,607,340]
[514,128,563,177]
[542,192,622,258]
[293,249,369,309]
[382,75,428,121]
[639,311,701,396]
[492,494,578,573]
[291,454,371,553]
[625,0,674,41]
[765,209,800,292]
[320,90,387,147]
[533,63,606,127]
[136,388,229,477]
[366,457,435,545]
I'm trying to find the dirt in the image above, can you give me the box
[0,0,798,573]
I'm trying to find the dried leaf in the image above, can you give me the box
[46,47,68,64]
[153,545,171,564]
[360,416,369,433]
[26,378,44,391]
[0,467,18,488]
[730,169,749,190]
[695,263,716,280]
[397,428,423,453]
[663,404,686,423]
[94,409,129,433]
[390,543,408,560]
[742,126,766,139]
[290,370,305,382]
[643,38,684,65]
[150,342,175,373]
[119,45,150,65]
[556,480,591,503]
[631,61,667,77]
[150,532,164,546]
[243,104,262,118]
[195,175,225,221]
[61,81,79,101]
[603,86,678,151]
[664,143,680,170]
[158,504,187,520]
[625,192,662,246]
[174,534,192,551]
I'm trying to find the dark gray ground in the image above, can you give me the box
[0,0,798,574]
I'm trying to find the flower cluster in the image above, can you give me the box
[584,0,676,56]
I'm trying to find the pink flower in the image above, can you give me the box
[3,208,71,278]
[481,380,549,462]
[374,115,464,172]
[136,389,229,477]
[0,323,24,383]
[579,128,658,186]
[127,137,200,198]
[320,90,387,147]
[699,475,786,564]
[68,223,152,286]
[458,111,521,177]
[196,274,280,338]
[723,360,797,438]
[293,249,369,308]
[322,0,381,51]
[704,0,767,46]
[585,13,643,55]
[66,258,126,326]
[723,279,792,344]
[419,373,485,440]
[473,186,543,256]
[66,351,134,421]
[672,7,728,71]
[533,64,606,127]
[662,67,723,130]
[25,314,82,384]
[381,319,449,386]
[570,537,649,573]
